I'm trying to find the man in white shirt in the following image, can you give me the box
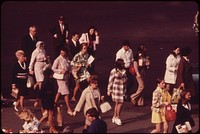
[116,40,134,101]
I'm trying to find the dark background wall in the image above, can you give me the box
[1,1,199,101]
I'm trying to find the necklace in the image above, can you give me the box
[18,61,26,70]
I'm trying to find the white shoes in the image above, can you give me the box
[13,101,18,112]
[112,117,116,123]
[112,117,122,125]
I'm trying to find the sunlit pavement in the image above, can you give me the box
[1,98,199,133]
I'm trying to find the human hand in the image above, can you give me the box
[72,111,77,116]
[107,92,110,96]
[66,39,69,44]
[95,31,99,36]
[163,102,169,106]
[101,96,105,101]
[54,34,58,38]
[29,70,34,75]
[60,70,66,74]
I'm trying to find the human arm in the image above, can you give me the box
[28,51,36,74]
[107,70,115,96]
[73,89,87,116]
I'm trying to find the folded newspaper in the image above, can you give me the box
[87,55,95,65]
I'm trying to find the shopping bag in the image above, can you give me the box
[26,75,35,88]
[100,102,112,113]
[53,73,64,80]
[11,88,19,98]
[171,87,183,104]
[165,104,176,122]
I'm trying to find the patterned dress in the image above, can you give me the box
[151,87,171,123]
[71,51,90,82]
[107,68,127,103]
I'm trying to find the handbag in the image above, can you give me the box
[53,73,64,80]
[129,64,136,75]
[165,104,176,122]
[171,87,183,104]
[100,101,112,113]
[11,88,19,98]
[26,75,35,88]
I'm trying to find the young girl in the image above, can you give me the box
[107,58,127,126]
[151,78,170,133]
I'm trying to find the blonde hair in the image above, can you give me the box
[15,50,25,59]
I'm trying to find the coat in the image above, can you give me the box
[172,100,195,133]
[74,85,101,115]
[164,54,181,84]
[176,57,195,96]
[107,68,127,103]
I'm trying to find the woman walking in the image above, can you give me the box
[107,58,127,126]
[12,50,29,111]
[52,47,73,116]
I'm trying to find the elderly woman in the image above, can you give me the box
[12,50,29,111]
[70,43,91,101]
[29,41,51,107]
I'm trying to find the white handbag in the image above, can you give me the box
[26,75,35,88]
[53,73,64,80]
[100,102,112,113]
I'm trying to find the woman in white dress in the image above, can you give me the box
[29,41,51,107]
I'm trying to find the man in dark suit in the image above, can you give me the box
[68,32,80,60]
[20,25,38,64]
[50,15,69,59]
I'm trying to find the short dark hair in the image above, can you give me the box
[115,58,125,70]
[180,46,192,56]
[89,75,98,84]
[122,40,130,47]
[156,77,164,84]
[86,107,99,118]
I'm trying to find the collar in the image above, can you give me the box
[72,39,76,45]
[183,56,189,62]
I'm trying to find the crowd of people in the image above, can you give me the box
[10,15,196,133]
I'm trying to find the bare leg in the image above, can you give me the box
[34,82,39,90]
[71,82,80,101]
[38,109,48,128]
[54,92,61,104]
[19,96,24,110]
[34,82,42,107]
[49,109,58,133]
[151,123,161,133]
[64,95,73,115]
[116,102,123,119]
[114,102,118,118]
[163,121,168,133]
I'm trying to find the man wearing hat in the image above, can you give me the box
[50,15,69,59]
